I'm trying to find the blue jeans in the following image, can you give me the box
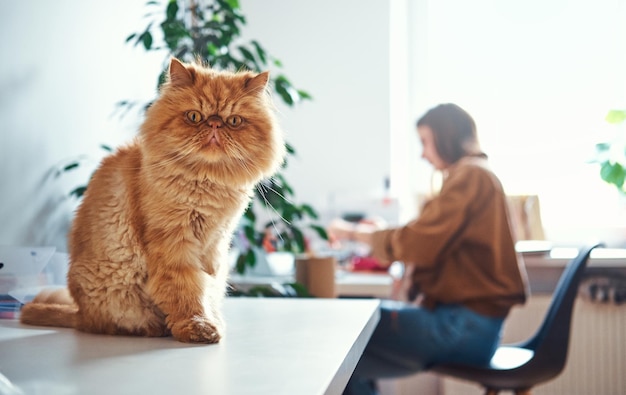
[343,299,504,395]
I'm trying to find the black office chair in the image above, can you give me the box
[429,243,604,395]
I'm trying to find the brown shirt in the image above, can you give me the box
[370,156,529,317]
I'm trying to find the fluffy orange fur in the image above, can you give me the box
[20,58,285,343]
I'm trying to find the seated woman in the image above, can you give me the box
[330,103,529,395]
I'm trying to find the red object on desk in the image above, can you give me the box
[351,256,388,272]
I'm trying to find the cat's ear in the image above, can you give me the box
[168,58,194,88]
[244,71,270,93]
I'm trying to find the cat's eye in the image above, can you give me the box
[186,110,203,124]
[226,115,244,128]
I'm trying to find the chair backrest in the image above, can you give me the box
[521,243,604,372]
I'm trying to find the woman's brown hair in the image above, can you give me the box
[416,103,483,164]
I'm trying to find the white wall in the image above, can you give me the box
[240,0,391,222]
[0,1,390,251]
[0,0,166,250]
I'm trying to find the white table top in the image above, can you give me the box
[521,246,626,268]
[0,297,380,395]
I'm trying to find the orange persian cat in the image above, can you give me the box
[20,58,285,343]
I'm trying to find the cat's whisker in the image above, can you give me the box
[255,183,292,227]
[254,184,288,245]
[231,148,256,178]
[224,143,246,163]
[225,142,262,184]
[236,159,256,182]
[259,179,296,206]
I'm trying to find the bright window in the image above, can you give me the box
[391,0,626,246]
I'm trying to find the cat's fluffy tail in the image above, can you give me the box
[19,288,77,328]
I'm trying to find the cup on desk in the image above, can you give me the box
[295,256,337,298]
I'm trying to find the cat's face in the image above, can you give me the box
[141,58,286,186]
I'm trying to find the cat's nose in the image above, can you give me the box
[207,116,224,130]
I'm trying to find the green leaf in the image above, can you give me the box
[279,231,292,251]
[250,40,267,65]
[125,33,137,43]
[600,161,626,188]
[141,31,153,50]
[243,205,256,221]
[207,42,219,56]
[70,186,87,199]
[238,46,259,70]
[157,69,168,88]
[274,75,300,106]
[245,248,256,267]
[290,227,306,252]
[297,90,313,100]
[300,204,319,219]
[226,0,240,9]
[284,282,311,297]
[243,224,256,242]
[281,204,297,223]
[285,142,296,155]
[161,20,189,51]
[283,182,294,197]
[605,109,626,124]
[63,163,80,172]
[165,0,178,21]
[235,253,247,274]
[595,142,611,152]
[309,224,329,241]
[246,285,281,297]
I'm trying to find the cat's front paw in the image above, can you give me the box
[171,316,222,344]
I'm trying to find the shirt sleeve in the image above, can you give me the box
[369,166,493,267]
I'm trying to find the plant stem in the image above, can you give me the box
[189,0,198,34]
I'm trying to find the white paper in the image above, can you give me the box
[0,246,56,298]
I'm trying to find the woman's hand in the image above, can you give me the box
[327,218,356,241]
[328,217,386,247]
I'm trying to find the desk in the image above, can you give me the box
[231,247,626,299]
[230,270,394,299]
[521,247,626,293]
[335,270,394,298]
[0,297,380,395]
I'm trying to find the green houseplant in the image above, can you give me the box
[63,0,327,276]
[594,109,626,194]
